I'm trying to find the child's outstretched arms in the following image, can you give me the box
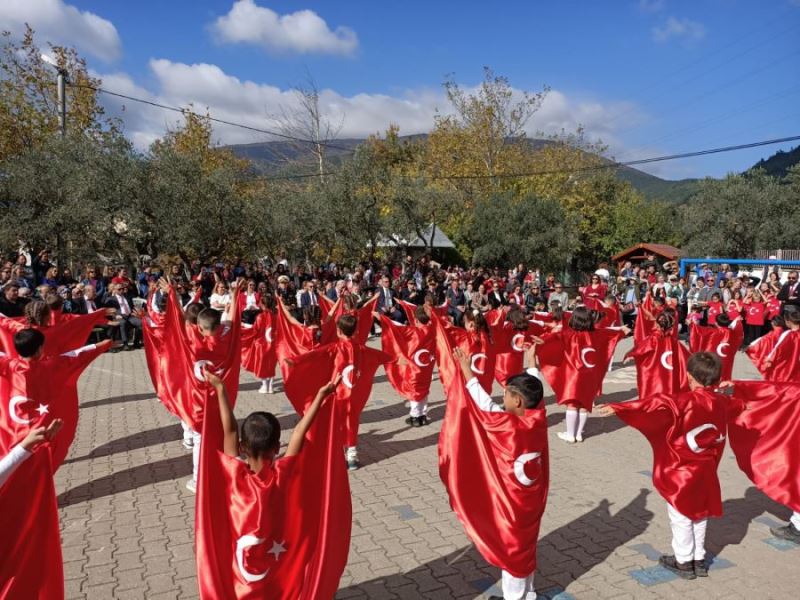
[285,375,341,458]
[21,418,63,450]
[205,367,239,457]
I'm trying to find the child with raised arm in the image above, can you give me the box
[597,352,727,580]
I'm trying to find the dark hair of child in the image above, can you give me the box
[505,373,544,409]
[240,411,280,459]
[771,314,786,329]
[715,313,731,328]
[785,306,800,326]
[260,294,275,312]
[415,306,431,325]
[24,300,50,326]
[568,306,595,332]
[549,301,564,323]
[14,328,45,358]
[197,308,222,332]
[506,307,528,331]
[45,293,63,312]
[343,294,358,311]
[464,309,492,341]
[687,352,722,387]
[337,313,357,337]
[656,307,676,332]
[711,292,721,301]
[184,303,204,325]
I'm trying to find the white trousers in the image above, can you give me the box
[791,511,800,529]
[180,420,193,442]
[409,397,428,417]
[501,570,536,600]
[667,504,707,563]
[191,431,201,481]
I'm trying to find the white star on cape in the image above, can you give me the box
[269,541,287,561]
[35,403,50,416]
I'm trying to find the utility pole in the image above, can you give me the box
[41,54,67,136]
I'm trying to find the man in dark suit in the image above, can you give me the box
[487,278,506,309]
[377,276,404,322]
[400,279,422,305]
[446,278,467,326]
[299,280,322,309]
[0,283,26,317]
[105,282,142,350]
[778,270,800,308]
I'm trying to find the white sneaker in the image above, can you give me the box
[557,432,576,444]
[345,447,359,470]
[267,380,274,394]
[185,478,197,493]
[181,438,193,451]
[258,381,268,394]
[576,433,584,442]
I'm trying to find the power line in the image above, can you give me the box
[73,83,357,153]
[260,134,800,181]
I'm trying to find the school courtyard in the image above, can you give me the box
[57,338,799,600]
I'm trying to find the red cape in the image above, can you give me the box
[627,331,689,398]
[379,315,435,402]
[241,311,278,379]
[434,314,549,578]
[689,321,744,382]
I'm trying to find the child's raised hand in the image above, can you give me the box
[20,418,63,451]
[452,347,471,371]
[320,374,342,397]
[203,365,223,388]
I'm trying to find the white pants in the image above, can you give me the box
[180,420,193,443]
[667,504,707,563]
[191,431,201,481]
[409,397,428,418]
[502,570,536,600]
[791,511,800,529]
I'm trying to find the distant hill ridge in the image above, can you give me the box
[225,137,799,204]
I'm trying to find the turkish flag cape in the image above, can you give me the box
[0,445,63,600]
[493,321,546,388]
[689,321,744,381]
[158,289,241,431]
[612,388,728,520]
[320,295,378,346]
[582,296,603,312]
[0,310,109,358]
[379,315,435,402]
[537,327,624,411]
[745,327,782,376]
[196,373,351,599]
[241,310,278,379]
[401,300,448,324]
[317,293,335,315]
[596,303,622,329]
[626,331,689,399]
[142,292,169,403]
[757,330,800,383]
[274,301,321,387]
[433,315,549,578]
[727,381,800,513]
[633,295,657,345]
[0,343,109,470]
[433,313,496,394]
[283,339,391,446]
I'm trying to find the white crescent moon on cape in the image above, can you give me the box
[513,452,542,486]
[511,334,525,352]
[342,365,355,389]
[193,360,213,382]
[686,423,724,453]
[716,342,730,358]
[660,351,673,371]
[8,395,32,425]
[265,327,274,343]
[470,353,487,375]
[580,348,597,368]
[235,535,269,583]
[413,349,432,368]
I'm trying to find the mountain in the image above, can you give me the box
[225,136,702,203]
[748,145,800,178]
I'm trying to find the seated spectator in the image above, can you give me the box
[524,285,545,314]
[469,283,491,313]
[105,282,141,350]
[41,266,60,288]
[548,281,569,310]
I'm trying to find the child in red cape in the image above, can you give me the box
[597,352,727,580]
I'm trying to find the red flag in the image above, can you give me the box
[689,321,743,381]
[433,313,496,394]
[274,301,321,388]
[0,343,109,469]
[633,295,656,345]
[142,294,169,404]
[317,293,335,315]
[728,381,800,513]
[757,329,800,383]
[626,331,689,398]
[0,445,63,600]
[159,289,241,431]
[241,311,278,380]
[283,339,391,446]
[493,321,546,388]
[611,388,727,520]
[596,303,622,329]
[0,310,109,358]
[537,328,624,411]
[196,372,351,599]
[433,314,549,578]
[320,295,378,346]
[379,315,435,402]
[746,327,784,377]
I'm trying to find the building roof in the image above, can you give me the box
[612,243,682,262]
[377,224,455,249]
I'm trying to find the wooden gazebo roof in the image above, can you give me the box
[612,243,682,263]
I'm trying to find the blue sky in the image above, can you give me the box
[5,0,800,178]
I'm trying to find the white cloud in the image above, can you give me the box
[652,16,706,43]
[0,0,121,61]
[94,58,646,174]
[210,0,357,56]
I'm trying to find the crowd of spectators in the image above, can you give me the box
[2,250,798,350]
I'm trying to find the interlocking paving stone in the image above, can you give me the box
[54,337,800,599]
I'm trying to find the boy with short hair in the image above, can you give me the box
[598,352,727,579]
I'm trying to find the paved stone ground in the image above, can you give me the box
[57,337,800,599]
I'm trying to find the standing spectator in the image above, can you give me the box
[32,249,54,284]
[618,278,640,329]
[41,266,60,288]
[81,266,106,299]
[0,283,26,317]
[777,270,799,308]
[620,261,636,279]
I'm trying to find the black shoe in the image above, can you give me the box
[488,596,504,600]
[123,344,134,351]
[404,416,415,426]
[418,415,429,426]
[770,523,800,544]
[693,559,708,577]
[659,555,696,580]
